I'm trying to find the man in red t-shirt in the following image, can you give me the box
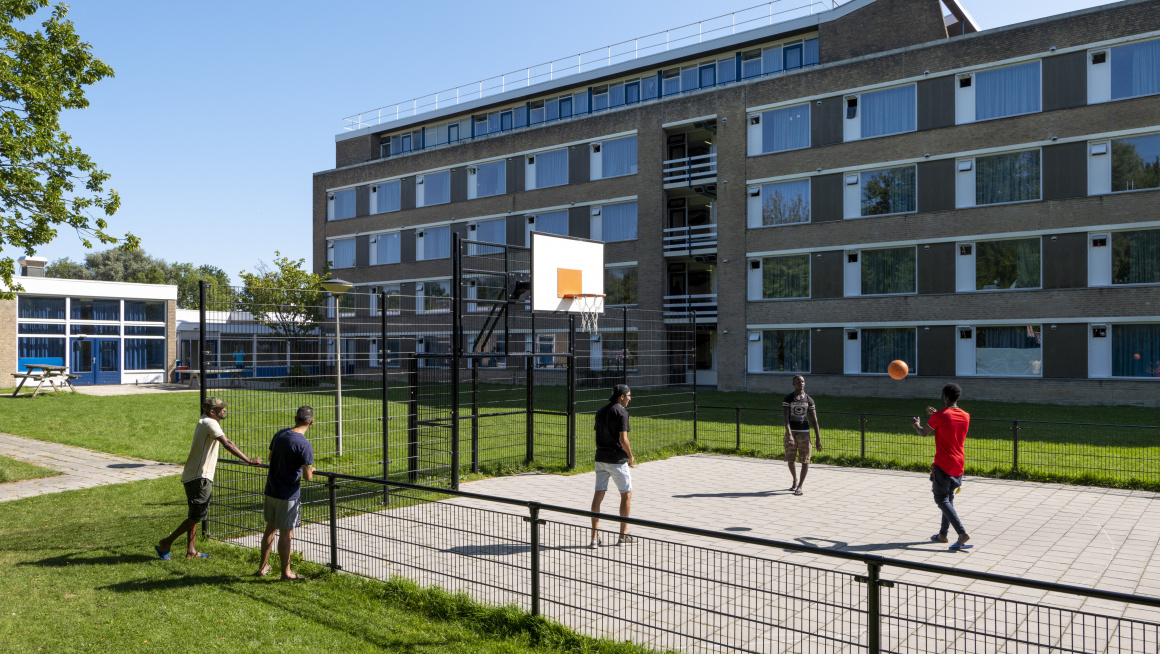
[911,383,972,551]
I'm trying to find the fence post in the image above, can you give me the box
[860,414,867,459]
[1011,421,1020,472]
[865,562,882,654]
[527,502,542,616]
[621,307,628,388]
[407,354,419,483]
[450,234,461,491]
[735,407,742,450]
[381,290,391,506]
[567,314,577,470]
[526,353,535,465]
[328,474,340,571]
[198,280,209,537]
[691,310,697,442]
[471,361,480,474]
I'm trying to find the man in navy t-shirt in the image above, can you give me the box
[256,406,315,580]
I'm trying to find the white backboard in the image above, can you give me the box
[531,232,604,313]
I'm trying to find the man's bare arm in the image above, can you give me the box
[809,408,823,450]
[619,431,635,466]
[216,435,260,464]
[782,406,793,435]
[911,418,935,437]
[301,464,314,482]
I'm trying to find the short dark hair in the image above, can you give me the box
[792,374,805,382]
[942,383,962,403]
[295,406,314,426]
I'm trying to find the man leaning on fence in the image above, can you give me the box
[257,406,316,580]
[590,384,636,549]
[156,396,260,560]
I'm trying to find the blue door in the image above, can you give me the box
[70,338,120,385]
[96,339,120,384]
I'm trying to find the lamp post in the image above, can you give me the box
[322,279,353,457]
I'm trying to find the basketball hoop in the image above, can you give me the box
[563,293,604,333]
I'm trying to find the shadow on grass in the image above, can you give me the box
[22,550,156,568]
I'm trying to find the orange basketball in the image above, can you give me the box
[888,360,909,380]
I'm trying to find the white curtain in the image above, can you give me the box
[602,136,638,178]
[861,85,916,138]
[602,202,638,242]
[376,233,400,264]
[422,226,450,260]
[333,189,356,220]
[471,219,506,255]
[976,62,1041,120]
[976,326,1042,376]
[1112,39,1160,100]
[476,161,505,197]
[423,171,450,205]
[534,210,568,236]
[376,180,401,213]
[535,149,568,188]
[762,104,810,153]
[333,239,355,268]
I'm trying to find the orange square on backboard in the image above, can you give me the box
[557,268,582,297]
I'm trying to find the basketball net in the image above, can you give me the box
[566,294,604,334]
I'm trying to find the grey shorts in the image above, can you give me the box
[263,495,302,531]
[594,461,633,493]
[183,478,212,521]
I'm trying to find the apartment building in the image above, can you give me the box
[313,0,1160,404]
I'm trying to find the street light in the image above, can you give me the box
[322,279,353,457]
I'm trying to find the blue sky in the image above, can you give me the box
[31,0,1118,280]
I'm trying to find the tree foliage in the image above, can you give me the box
[0,1,130,297]
[44,247,232,309]
[237,252,329,339]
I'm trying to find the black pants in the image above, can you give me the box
[930,465,966,536]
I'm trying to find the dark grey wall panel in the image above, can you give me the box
[450,223,468,245]
[917,159,956,213]
[1043,323,1088,378]
[811,328,843,375]
[450,168,467,203]
[917,242,955,294]
[399,284,417,315]
[810,97,843,147]
[401,229,416,263]
[918,326,955,376]
[1043,232,1088,289]
[1043,142,1088,201]
[568,144,588,184]
[811,251,844,299]
[400,177,416,211]
[811,174,843,222]
[569,206,590,239]
[355,235,370,268]
[1043,52,1087,112]
[355,186,370,217]
[917,76,955,131]
[507,157,524,194]
[506,216,523,246]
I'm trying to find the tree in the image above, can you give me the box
[44,256,90,279]
[45,247,233,309]
[0,1,130,298]
[171,262,232,310]
[237,252,329,339]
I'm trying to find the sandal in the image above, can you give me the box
[793,488,804,496]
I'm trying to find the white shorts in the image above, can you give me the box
[263,495,302,531]
[594,461,633,493]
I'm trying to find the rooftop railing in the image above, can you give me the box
[341,0,837,131]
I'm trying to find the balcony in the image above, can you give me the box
[663,224,717,258]
[663,153,717,188]
[664,294,718,323]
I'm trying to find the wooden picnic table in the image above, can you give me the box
[11,364,79,397]
[186,367,248,389]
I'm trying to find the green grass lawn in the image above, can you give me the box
[0,476,659,654]
[0,454,61,483]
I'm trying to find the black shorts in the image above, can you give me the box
[183,478,213,521]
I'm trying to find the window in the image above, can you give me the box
[641,76,658,101]
[1111,133,1160,192]
[466,274,506,313]
[680,67,698,92]
[762,47,782,75]
[469,218,506,255]
[976,150,1040,205]
[609,83,625,107]
[419,281,451,314]
[975,239,1041,290]
[529,148,568,189]
[18,323,66,334]
[125,326,165,336]
[760,104,809,153]
[330,238,355,268]
[18,296,65,320]
[625,81,640,104]
[125,339,166,370]
[699,64,716,88]
[762,330,810,372]
[125,300,165,322]
[860,85,916,139]
[662,69,680,96]
[861,247,916,295]
[70,299,119,321]
[975,62,1041,121]
[783,43,803,70]
[605,266,638,306]
[717,58,736,84]
[860,166,916,216]
[600,136,637,178]
[527,210,568,244]
[371,233,401,266]
[752,179,810,227]
[418,226,450,261]
[602,332,638,371]
[861,328,916,374]
[374,180,401,214]
[474,336,507,368]
[804,38,819,66]
[593,85,609,111]
[761,255,810,299]
[598,202,638,242]
[742,50,762,79]
[976,326,1042,376]
[331,189,356,220]
[448,122,459,142]
[1112,229,1160,284]
[419,170,450,206]
[71,324,119,335]
[1111,38,1160,100]
[18,337,65,365]
[1112,324,1160,377]
[472,160,506,198]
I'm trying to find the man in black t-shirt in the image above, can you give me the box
[589,384,636,549]
[782,375,823,496]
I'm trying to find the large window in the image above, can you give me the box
[530,149,568,189]
[372,233,400,266]
[975,62,1041,121]
[419,226,451,261]
[976,326,1042,376]
[1111,38,1160,100]
[70,299,119,321]
[861,328,916,374]
[1112,229,1160,284]
[862,247,916,295]
[762,329,810,372]
[600,136,638,178]
[761,255,810,299]
[125,339,166,370]
[18,337,65,365]
[600,202,637,242]
[374,180,401,214]
[861,85,916,139]
[331,189,356,220]
[1112,324,1160,377]
[470,218,506,256]
[420,281,451,314]
[761,104,809,153]
[474,161,506,198]
[1111,133,1160,192]
[330,238,355,268]
[125,300,165,322]
[18,296,65,320]
[759,179,810,226]
[530,210,568,238]
[861,166,916,216]
[419,171,450,206]
[976,150,1040,205]
[605,266,638,305]
[975,239,1041,290]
